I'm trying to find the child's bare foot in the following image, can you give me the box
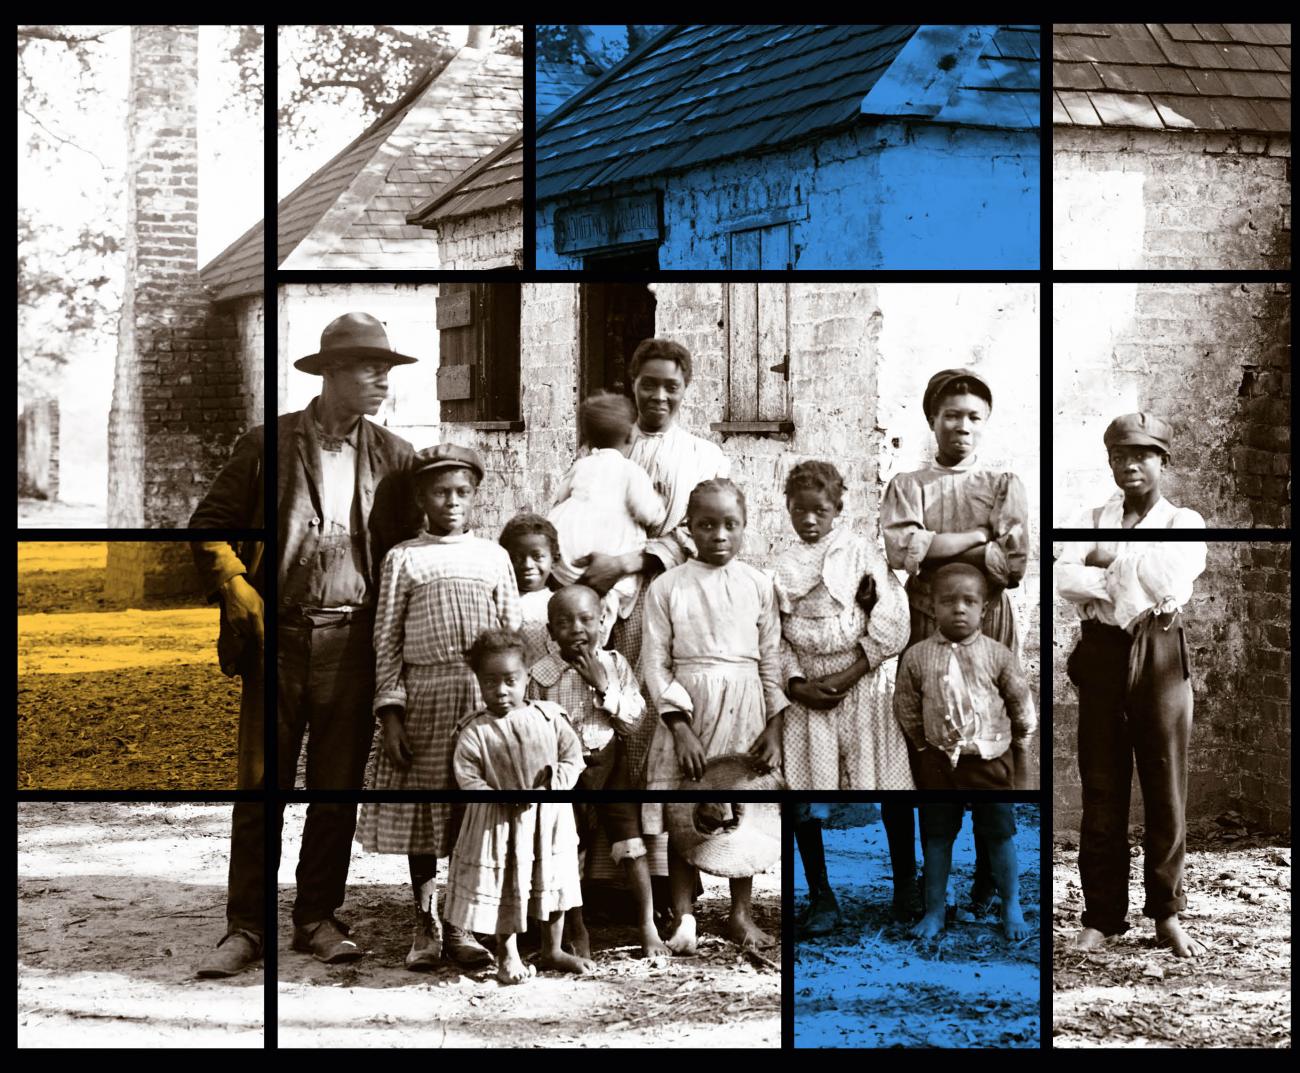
[1069,927,1108,951]
[726,910,774,950]
[565,908,591,960]
[664,912,698,956]
[1155,916,1203,958]
[497,947,534,985]
[639,923,670,958]
[1001,902,1031,941]
[910,911,945,940]
[541,948,597,975]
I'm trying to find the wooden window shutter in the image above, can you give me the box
[712,283,794,437]
[437,282,478,423]
[436,283,523,427]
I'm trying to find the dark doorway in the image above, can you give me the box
[579,284,658,409]
[582,244,660,272]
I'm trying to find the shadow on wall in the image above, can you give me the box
[1051,541,1291,835]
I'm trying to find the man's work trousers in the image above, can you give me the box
[1069,611,1193,935]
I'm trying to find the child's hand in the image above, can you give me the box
[670,719,707,781]
[380,709,413,770]
[789,678,844,711]
[1012,742,1032,790]
[570,648,609,693]
[1085,546,1116,569]
[854,573,877,616]
[747,721,782,773]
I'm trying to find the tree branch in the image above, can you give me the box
[17,25,123,43]
[19,102,107,168]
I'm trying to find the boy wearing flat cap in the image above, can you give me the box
[1057,413,1207,957]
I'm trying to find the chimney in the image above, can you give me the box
[108,25,238,528]
[465,25,493,50]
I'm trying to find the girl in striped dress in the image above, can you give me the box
[445,629,591,984]
[356,444,520,971]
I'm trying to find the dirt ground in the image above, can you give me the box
[1052,814,1291,1049]
[277,804,781,1048]
[17,802,263,1048]
[18,496,107,529]
[18,544,239,789]
[794,805,1041,1048]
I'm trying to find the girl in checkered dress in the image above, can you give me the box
[775,461,913,790]
[356,445,520,971]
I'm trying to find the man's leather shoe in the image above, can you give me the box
[292,916,362,963]
[195,929,262,978]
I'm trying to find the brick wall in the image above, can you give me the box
[1234,303,1291,527]
[108,26,256,528]
[1052,541,1291,834]
[17,398,59,500]
[1053,127,1292,270]
[435,204,523,270]
[1053,282,1292,527]
[537,122,1039,269]
[104,542,203,606]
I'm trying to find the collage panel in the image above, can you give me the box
[1052,23,1291,271]
[276,25,522,272]
[17,801,265,1048]
[1051,539,1291,1046]
[18,25,266,529]
[536,25,1040,270]
[1053,281,1291,529]
[276,799,782,1048]
[793,802,1041,1048]
[17,541,257,791]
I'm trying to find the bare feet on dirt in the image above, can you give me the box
[1002,903,1032,941]
[910,911,945,940]
[639,923,671,958]
[1069,926,1108,951]
[727,911,774,950]
[496,938,534,985]
[665,912,698,955]
[541,949,597,975]
[1155,915,1204,958]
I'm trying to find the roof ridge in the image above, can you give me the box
[407,129,523,223]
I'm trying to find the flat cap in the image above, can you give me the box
[1103,412,1171,454]
[923,367,993,420]
[412,443,485,482]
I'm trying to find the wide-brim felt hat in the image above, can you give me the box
[665,755,784,878]
[922,367,993,420]
[295,312,419,374]
[1103,412,1172,454]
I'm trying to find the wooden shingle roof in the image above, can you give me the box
[1053,23,1291,133]
[407,131,523,226]
[200,46,521,292]
[537,60,597,118]
[536,25,1039,201]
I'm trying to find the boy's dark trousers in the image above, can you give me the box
[1068,611,1192,935]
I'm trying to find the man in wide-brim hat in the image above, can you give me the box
[191,312,435,977]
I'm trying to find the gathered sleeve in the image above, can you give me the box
[780,636,806,687]
[892,648,927,750]
[985,472,1029,588]
[756,575,790,720]
[551,714,585,790]
[625,463,669,532]
[881,474,934,576]
[599,651,647,737]
[858,539,910,669]
[641,576,692,716]
[452,722,493,790]
[493,546,522,632]
[371,548,410,714]
[1108,542,1207,628]
[996,646,1038,742]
